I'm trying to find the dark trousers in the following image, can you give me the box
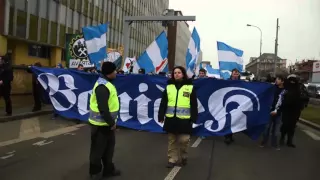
[261,115,281,147]
[280,111,300,144]
[89,125,116,176]
[33,85,42,110]
[0,84,12,114]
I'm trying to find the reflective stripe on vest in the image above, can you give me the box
[88,110,118,123]
[88,77,120,126]
[165,84,193,119]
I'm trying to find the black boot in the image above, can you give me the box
[102,164,121,178]
[224,134,234,145]
[166,162,176,168]
[181,159,188,166]
[103,169,121,177]
[287,133,296,148]
[90,174,102,180]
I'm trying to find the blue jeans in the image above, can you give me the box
[261,115,281,147]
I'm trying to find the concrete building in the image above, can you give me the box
[245,53,287,78]
[0,0,169,67]
[167,10,192,70]
[312,61,320,83]
[288,59,319,82]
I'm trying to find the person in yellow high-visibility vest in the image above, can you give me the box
[89,62,121,180]
[158,66,198,168]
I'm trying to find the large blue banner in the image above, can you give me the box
[32,67,274,139]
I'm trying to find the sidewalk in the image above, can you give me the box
[0,95,53,122]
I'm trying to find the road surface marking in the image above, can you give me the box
[33,140,54,146]
[19,117,41,138]
[40,124,85,138]
[64,133,76,135]
[1,154,14,159]
[6,150,16,154]
[191,137,202,148]
[0,124,86,147]
[1,150,16,160]
[164,166,181,180]
[164,137,202,179]
[303,130,320,141]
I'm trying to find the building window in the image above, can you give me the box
[28,44,51,59]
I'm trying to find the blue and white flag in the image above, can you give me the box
[31,67,274,140]
[82,23,108,70]
[137,31,168,74]
[204,65,221,78]
[186,28,201,78]
[217,41,244,79]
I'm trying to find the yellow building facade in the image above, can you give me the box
[0,0,168,94]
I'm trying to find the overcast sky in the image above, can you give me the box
[169,0,320,69]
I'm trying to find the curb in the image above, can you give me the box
[0,110,54,123]
[299,118,320,131]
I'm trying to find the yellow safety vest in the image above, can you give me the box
[165,84,193,119]
[88,77,120,126]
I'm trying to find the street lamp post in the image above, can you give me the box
[247,24,262,57]
[247,24,263,79]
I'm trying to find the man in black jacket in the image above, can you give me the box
[0,55,13,116]
[260,75,285,149]
[280,74,301,148]
[224,68,240,145]
[27,62,43,112]
[89,62,121,180]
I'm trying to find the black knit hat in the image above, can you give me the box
[101,61,116,75]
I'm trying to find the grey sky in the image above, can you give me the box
[169,0,320,69]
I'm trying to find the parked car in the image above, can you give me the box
[307,83,320,98]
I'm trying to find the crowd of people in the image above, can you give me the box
[87,63,310,180]
[0,59,312,179]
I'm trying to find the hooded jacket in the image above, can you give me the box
[281,77,301,112]
[158,78,198,134]
[0,56,13,86]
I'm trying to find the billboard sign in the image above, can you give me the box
[313,61,320,73]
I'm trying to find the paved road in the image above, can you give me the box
[0,117,319,180]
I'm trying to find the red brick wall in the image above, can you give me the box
[0,0,4,34]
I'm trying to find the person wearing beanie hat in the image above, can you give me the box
[88,61,121,179]
[280,74,301,148]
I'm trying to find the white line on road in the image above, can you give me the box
[191,137,202,148]
[64,132,76,135]
[40,124,85,138]
[164,166,182,180]
[164,137,203,180]
[303,130,320,141]
[1,154,14,160]
[33,140,54,146]
[0,124,86,147]
[6,150,16,154]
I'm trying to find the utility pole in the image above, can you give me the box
[122,15,196,69]
[274,18,279,76]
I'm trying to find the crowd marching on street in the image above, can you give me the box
[0,55,312,180]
